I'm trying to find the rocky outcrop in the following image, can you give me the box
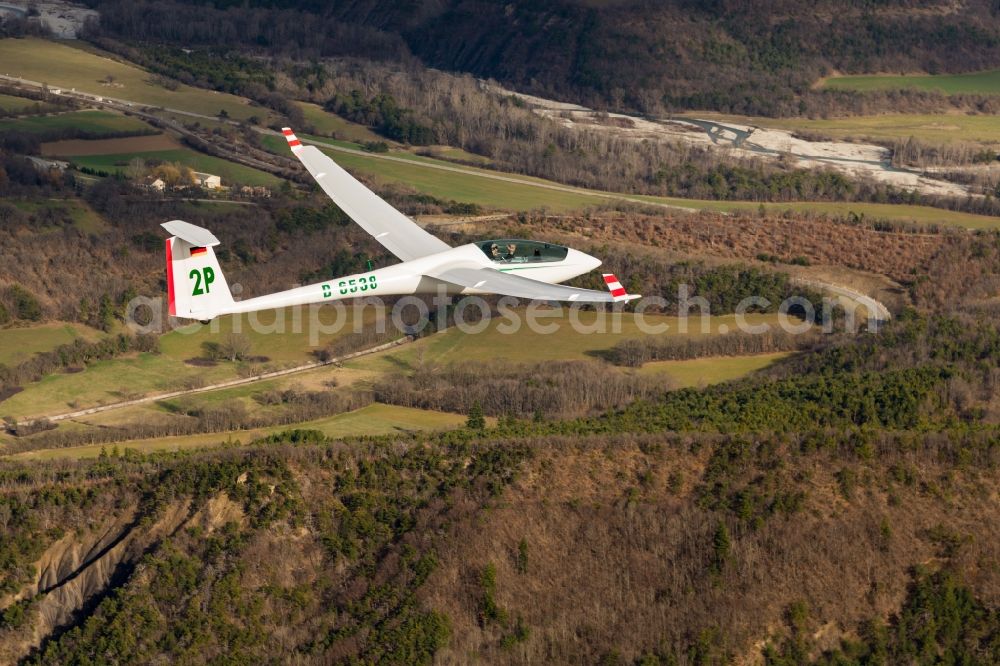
[0,493,244,664]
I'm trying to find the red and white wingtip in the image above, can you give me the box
[281,127,303,153]
[603,273,639,303]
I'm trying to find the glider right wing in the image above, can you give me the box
[282,128,451,262]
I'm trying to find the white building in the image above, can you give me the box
[148,178,166,192]
[193,172,222,189]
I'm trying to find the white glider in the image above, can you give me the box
[162,128,638,321]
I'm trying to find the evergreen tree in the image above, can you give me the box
[466,402,485,430]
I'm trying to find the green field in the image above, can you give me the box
[0,109,151,135]
[0,92,40,112]
[0,309,777,421]
[296,101,385,143]
[0,322,105,366]
[822,69,1000,95]
[6,403,468,460]
[0,309,370,420]
[8,198,108,232]
[647,198,1000,230]
[263,133,665,212]
[1,310,788,455]
[262,133,1000,227]
[0,350,241,420]
[0,38,268,121]
[67,147,281,186]
[697,111,1000,146]
[417,145,494,165]
[157,309,390,364]
[352,311,783,373]
[639,352,791,387]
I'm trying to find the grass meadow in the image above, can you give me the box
[0,38,268,120]
[6,403,469,460]
[0,322,105,366]
[0,109,151,135]
[822,69,1000,95]
[67,147,281,186]
[698,111,1000,146]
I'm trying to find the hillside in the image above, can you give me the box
[84,0,1000,115]
[2,315,999,663]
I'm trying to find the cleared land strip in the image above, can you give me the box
[16,336,412,428]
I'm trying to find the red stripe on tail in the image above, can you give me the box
[288,139,302,147]
[165,238,176,317]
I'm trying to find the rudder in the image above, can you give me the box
[163,220,234,321]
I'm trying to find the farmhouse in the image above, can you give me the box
[239,185,272,198]
[193,171,222,189]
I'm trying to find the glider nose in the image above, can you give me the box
[569,248,602,272]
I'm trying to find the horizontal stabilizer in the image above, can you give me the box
[161,220,221,248]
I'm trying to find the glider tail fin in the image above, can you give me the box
[162,220,234,321]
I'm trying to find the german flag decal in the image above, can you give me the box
[190,246,208,257]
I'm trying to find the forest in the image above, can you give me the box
[81,0,1000,115]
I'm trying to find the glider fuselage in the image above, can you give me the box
[214,242,602,316]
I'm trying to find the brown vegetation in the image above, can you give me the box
[426,432,1000,664]
[542,211,946,285]
[374,360,664,419]
[608,329,812,368]
[1,425,995,663]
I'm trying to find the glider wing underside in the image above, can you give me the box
[430,266,635,303]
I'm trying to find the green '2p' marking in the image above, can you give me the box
[190,267,215,296]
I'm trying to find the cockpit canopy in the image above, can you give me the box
[480,239,569,264]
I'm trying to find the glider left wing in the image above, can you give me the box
[283,128,451,262]
[431,266,638,303]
